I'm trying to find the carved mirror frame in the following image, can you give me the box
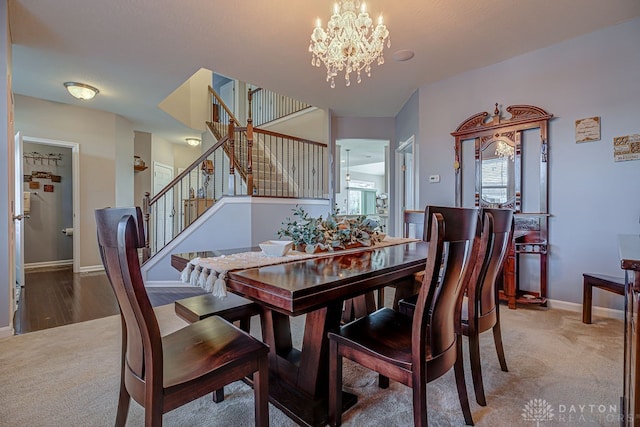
[452,104,553,214]
[452,104,554,308]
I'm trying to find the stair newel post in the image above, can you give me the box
[247,117,254,195]
[228,118,236,195]
[142,192,151,260]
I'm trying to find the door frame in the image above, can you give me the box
[394,135,418,236]
[152,161,175,249]
[20,136,80,273]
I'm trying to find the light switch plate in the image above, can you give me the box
[429,175,440,183]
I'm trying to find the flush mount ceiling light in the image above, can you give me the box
[63,82,99,100]
[186,138,201,147]
[310,1,390,88]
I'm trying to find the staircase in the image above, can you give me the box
[142,84,327,260]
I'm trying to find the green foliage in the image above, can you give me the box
[278,206,384,253]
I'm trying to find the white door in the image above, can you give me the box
[13,132,24,310]
[152,162,175,250]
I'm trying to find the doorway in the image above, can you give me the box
[395,136,418,235]
[18,137,80,269]
[13,135,80,318]
[335,139,389,231]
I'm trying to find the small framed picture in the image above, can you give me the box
[44,184,54,192]
[29,181,40,189]
[575,117,601,143]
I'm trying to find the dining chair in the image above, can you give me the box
[375,209,426,310]
[399,207,514,406]
[328,206,480,426]
[95,208,269,427]
[97,207,262,405]
[461,207,513,406]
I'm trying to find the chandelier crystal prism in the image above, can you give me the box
[309,1,390,88]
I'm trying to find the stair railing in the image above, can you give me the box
[141,87,326,259]
[142,130,234,258]
[248,87,312,127]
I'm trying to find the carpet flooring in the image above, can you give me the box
[0,304,622,426]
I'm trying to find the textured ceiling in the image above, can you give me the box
[9,0,640,143]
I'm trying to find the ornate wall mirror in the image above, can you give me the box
[452,103,553,309]
[478,132,519,210]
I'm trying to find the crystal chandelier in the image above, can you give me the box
[309,1,390,88]
[495,140,515,161]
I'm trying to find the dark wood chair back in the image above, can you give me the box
[474,208,514,319]
[414,206,479,376]
[95,209,159,384]
[403,209,426,240]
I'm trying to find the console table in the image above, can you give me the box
[622,234,640,426]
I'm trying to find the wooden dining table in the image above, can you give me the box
[173,241,428,427]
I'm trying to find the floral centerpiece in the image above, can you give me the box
[277,206,385,253]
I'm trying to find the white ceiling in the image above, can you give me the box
[9,0,640,144]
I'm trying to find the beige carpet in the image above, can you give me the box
[0,304,622,426]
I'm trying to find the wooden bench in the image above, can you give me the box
[582,273,625,324]
[175,293,261,331]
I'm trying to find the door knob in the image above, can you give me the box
[13,214,30,221]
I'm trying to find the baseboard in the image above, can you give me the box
[79,265,105,273]
[24,259,73,270]
[0,325,14,338]
[144,280,192,288]
[547,298,624,321]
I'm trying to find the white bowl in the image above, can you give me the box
[259,240,293,257]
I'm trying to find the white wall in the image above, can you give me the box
[114,115,134,207]
[14,95,134,270]
[404,18,640,309]
[261,107,330,144]
[158,67,212,131]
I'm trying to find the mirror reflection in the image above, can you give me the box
[480,139,515,207]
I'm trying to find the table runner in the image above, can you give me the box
[180,237,420,298]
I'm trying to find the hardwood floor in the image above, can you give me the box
[14,267,206,334]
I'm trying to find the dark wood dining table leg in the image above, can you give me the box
[259,302,357,426]
[391,276,421,310]
[342,292,377,324]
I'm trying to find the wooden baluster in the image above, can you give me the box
[228,118,235,195]
[142,192,151,260]
[247,118,254,195]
